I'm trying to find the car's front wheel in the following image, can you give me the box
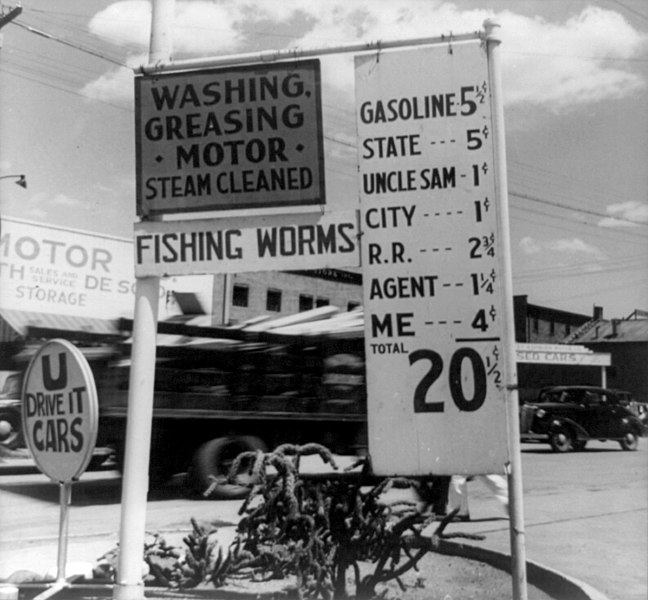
[619,432,639,451]
[549,427,573,453]
[0,410,23,449]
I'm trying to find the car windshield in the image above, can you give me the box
[0,374,22,397]
[537,389,615,405]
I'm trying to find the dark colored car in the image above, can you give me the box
[519,385,646,452]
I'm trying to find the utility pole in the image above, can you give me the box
[113,1,173,598]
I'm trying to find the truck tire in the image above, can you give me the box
[190,436,267,499]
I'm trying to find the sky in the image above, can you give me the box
[0,0,647,319]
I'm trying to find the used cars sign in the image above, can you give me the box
[22,339,98,482]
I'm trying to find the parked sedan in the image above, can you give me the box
[520,385,646,452]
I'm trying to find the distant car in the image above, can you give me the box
[520,385,646,452]
[0,371,23,449]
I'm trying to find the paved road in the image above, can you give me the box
[450,441,647,600]
[0,442,646,599]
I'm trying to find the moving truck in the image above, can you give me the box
[21,308,367,498]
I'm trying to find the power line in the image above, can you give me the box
[607,0,648,22]
[12,19,130,69]
[510,190,648,228]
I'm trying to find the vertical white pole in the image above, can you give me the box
[483,19,528,600]
[601,366,607,387]
[113,279,160,600]
[113,1,173,599]
[55,482,71,583]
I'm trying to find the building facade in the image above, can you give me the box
[513,295,598,344]
[566,311,648,402]
[209,269,363,324]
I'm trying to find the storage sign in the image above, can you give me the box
[0,217,214,321]
[135,60,325,216]
[134,210,360,277]
[356,41,509,476]
[22,339,98,482]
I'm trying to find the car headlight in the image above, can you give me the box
[536,409,546,419]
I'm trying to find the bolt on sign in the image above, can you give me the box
[355,40,509,476]
[135,60,325,216]
[22,340,98,482]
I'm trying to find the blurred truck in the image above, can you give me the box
[18,308,367,498]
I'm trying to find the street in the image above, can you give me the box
[0,442,646,600]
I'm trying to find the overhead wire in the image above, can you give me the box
[4,7,647,288]
[12,19,129,68]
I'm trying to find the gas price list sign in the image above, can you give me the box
[355,40,509,475]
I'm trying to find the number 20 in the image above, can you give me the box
[409,348,487,413]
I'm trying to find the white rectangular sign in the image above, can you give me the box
[0,217,213,320]
[135,60,325,216]
[134,210,360,277]
[356,41,509,475]
[516,343,611,366]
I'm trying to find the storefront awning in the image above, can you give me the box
[0,309,118,342]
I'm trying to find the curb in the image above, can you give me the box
[8,542,611,600]
[436,539,611,600]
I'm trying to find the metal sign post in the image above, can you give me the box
[484,19,528,600]
[55,482,72,582]
[21,339,99,600]
[113,1,170,599]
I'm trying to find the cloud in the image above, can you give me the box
[81,57,142,104]
[500,7,646,110]
[519,236,542,255]
[88,0,244,53]
[51,193,87,208]
[29,192,86,210]
[598,201,648,227]
[84,1,647,110]
[520,236,604,258]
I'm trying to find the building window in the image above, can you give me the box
[532,316,539,332]
[299,294,314,312]
[266,289,282,312]
[232,284,249,307]
[550,320,555,335]
[316,297,330,307]
[565,323,571,335]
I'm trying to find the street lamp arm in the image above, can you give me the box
[0,174,27,188]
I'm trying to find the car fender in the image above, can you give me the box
[548,417,589,440]
[622,416,647,437]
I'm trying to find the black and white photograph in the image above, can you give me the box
[0,2,646,599]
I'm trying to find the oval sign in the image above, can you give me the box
[22,339,98,482]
